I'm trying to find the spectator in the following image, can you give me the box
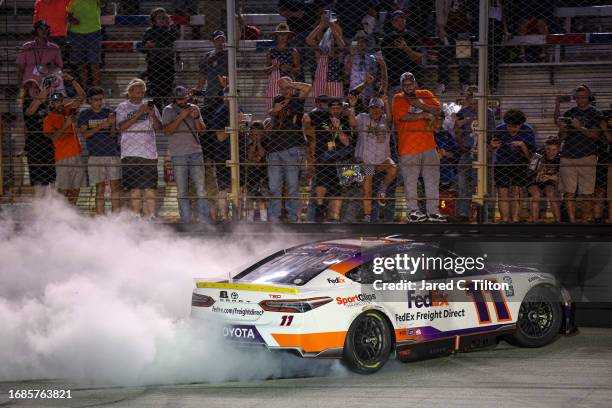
[381,11,423,96]
[115,78,162,218]
[22,79,56,195]
[558,84,605,223]
[141,8,179,111]
[392,72,445,222]
[67,0,102,87]
[265,23,301,110]
[453,85,496,222]
[307,15,345,99]
[245,121,269,222]
[162,86,209,224]
[436,0,477,92]
[16,20,64,91]
[268,77,312,222]
[527,138,561,223]
[77,86,121,214]
[490,109,536,223]
[34,0,70,63]
[348,95,396,223]
[197,30,228,115]
[345,31,388,111]
[594,111,612,223]
[278,0,324,81]
[433,111,459,190]
[42,73,86,205]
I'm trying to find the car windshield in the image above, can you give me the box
[233,246,360,286]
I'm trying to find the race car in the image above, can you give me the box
[191,237,577,374]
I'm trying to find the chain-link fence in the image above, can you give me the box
[2,0,612,223]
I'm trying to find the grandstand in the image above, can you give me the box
[1,1,611,221]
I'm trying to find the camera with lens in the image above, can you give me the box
[147,100,155,108]
[43,76,58,89]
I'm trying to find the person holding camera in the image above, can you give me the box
[115,78,163,219]
[490,109,536,223]
[557,84,605,223]
[42,73,86,205]
[392,72,445,223]
[162,86,209,224]
[77,86,121,214]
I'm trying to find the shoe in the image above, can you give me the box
[427,213,446,222]
[376,191,387,207]
[363,214,371,223]
[407,210,427,223]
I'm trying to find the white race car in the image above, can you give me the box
[191,237,576,374]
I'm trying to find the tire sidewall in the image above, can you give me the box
[343,311,392,374]
[511,286,562,348]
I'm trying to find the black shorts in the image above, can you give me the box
[121,157,158,190]
[315,164,342,197]
[495,165,529,188]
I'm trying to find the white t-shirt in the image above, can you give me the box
[115,100,160,159]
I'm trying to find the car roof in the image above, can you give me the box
[311,236,415,250]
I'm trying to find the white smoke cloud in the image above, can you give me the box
[0,194,344,386]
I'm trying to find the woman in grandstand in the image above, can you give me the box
[264,23,301,110]
[306,13,345,99]
[22,79,56,195]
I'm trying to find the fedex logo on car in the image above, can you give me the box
[327,277,346,284]
[407,290,449,308]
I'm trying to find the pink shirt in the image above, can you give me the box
[34,0,70,38]
[16,40,63,85]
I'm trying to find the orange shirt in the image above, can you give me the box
[34,0,70,38]
[392,90,441,155]
[43,102,81,162]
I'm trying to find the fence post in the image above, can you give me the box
[475,0,489,216]
[226,0,240,218]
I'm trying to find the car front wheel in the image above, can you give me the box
[507,286,562,348]
[343,311,392,374]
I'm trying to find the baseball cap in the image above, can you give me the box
[33,20,50,30]
[391,10,406,19]
[48,92,64,101]
[213,30,226,40]
[173,86,189,98]
[368,97,384,109]
[400,72,416,84]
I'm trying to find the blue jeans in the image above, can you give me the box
[267,147,302,222]
[172,152,209,223]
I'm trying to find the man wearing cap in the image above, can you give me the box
[197,30,228,115]
[392,72,445,222]
[162,86,209,224]
[16,20,63,89]
[42,74,86,205]
[348,95,396,222]
[381,10,423,96]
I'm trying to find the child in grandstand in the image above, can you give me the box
[306,13,345,98]
[347,95,396,223]
[527,138,561,223]
[490,109,536,223]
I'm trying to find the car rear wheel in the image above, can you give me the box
[343,311,392,374]
[507,286,562,348]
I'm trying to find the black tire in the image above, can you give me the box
[507,286,562,348]
[342,311,392,374]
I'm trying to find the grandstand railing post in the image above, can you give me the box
[227,0,240,218]
[474,0,490,214]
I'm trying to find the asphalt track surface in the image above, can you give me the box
[1,328,611,408]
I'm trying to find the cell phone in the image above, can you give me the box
[147,101,155,108]
[351,41,358,47]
